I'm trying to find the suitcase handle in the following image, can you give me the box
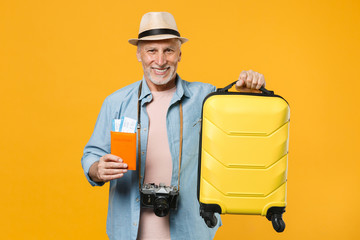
[218,80,274,95]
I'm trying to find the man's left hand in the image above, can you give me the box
[235,70,266,92]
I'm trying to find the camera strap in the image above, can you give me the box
[137,81,183,191]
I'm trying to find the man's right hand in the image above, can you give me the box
[89,154,128,183]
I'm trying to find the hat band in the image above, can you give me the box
[138,28,180,39]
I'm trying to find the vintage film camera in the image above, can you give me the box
[140,183,179,217]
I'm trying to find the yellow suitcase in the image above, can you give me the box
[198,81,290,232]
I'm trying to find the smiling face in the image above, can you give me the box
[137,38,182,91]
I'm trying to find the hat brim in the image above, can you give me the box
[128,35,188,46]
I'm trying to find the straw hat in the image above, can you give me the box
[128,12,188,46]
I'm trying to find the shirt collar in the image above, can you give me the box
[138,76,151,101]
[138,74,191,101]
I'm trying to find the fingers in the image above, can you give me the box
[104,161,127,169]
[237,71,247,88]
[102,154,123,163]
[102,168,128,175]
[97,154,129,182]
[236,79,245,88]
[257,73,265,89]
[97,165,128,182]
[251,76,258,89]
[100,173,125,182]
[99,155,128,170]
[246,70,253,89]
[237,70,266,91]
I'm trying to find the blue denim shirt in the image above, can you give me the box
[81,75,221,240]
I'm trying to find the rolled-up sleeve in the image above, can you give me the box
[81,97,112,186]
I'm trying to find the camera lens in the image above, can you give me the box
[153,196,169,217]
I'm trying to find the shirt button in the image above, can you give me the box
[143,128,147,131]
[141,152,145,155]
[133,222,137,226]
[136,197,140,202]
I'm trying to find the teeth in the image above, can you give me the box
[154,68,168,73]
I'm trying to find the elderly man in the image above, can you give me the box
[81,12,266,240]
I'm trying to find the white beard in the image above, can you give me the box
[146,71,176,86]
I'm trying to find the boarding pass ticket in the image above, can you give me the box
[112,117,137,133]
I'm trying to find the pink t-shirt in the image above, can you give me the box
[137,86,176,240]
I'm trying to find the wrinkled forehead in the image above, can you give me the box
[137,38,181,49]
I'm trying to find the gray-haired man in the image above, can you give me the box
[82,12,266,240]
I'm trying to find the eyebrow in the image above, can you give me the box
[143,45,177,51]
[144,46,156,50]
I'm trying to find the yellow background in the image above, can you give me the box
[1,0,359,239]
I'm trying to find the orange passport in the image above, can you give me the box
[110,131,136,170]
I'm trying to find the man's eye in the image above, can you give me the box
[165,49,174,53]
[147,49,156,53]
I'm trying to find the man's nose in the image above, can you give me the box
[155,53,167,66]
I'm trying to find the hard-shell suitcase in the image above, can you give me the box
[197,81,290,232]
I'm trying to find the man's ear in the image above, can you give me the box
[178,51,182,62]
[136,50,141,62]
